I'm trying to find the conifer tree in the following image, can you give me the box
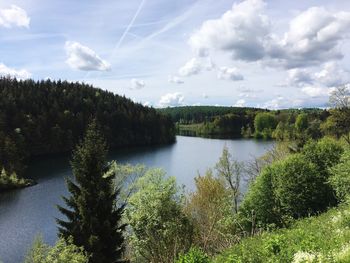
[57,121,125,263]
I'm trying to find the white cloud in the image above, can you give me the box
[130,78,145,90]
[261,96,292,110]
[178,57,215,77]
[202,93,208,99]
[168,75,184,84]
[178,58,202,76]
[217,67,244,81]
[188,1,350,71]
[159,92,184,107]
[234,99,246,107]
[0,63,31,79]
[268,7,350,68]
[314,62,349,87]
[65,41,111,71]
[0,5,30,28]
[189,0,269,61]
[301,86,331,98]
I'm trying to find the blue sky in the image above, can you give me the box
[1,0,350,108]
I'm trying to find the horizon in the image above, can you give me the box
[1,0,350,109]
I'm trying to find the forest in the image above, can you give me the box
[20,86,350,263]
[160,106,330,140]
[0,77,175,190]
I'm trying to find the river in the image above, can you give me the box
[0,136,273,263]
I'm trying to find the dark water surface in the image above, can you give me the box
[0,136,273,263]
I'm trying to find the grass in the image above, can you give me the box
[214,202,350,263]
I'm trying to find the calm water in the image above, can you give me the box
[0,136,273,263]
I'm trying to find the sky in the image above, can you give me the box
[1,0,350,109]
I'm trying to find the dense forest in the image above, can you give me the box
[159,106,264,124]
[159,106,330,139]
[0,77,175,189]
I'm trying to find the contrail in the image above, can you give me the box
[84,0,146,81]
[110,0,146,60]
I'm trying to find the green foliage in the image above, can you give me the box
[57,121,125,263]
[240,138,343,229]
[302,137,344,174]
[159,106,260,124]
[176,247,212,263]
[161,105,329,141]
[330,150,350,201]
[125,168,192,263]
[215,146,243,213]
[185,170,236,254]
[25,236,88,263]
[254,113,277,139]
[326,86,350,144]
[239,165,281,229]
[0,77,175,179]
[0,168,34,191]
[215,203,350,263]
[295,113,308,133]
[273,154,325,218]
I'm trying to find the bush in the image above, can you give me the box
[329,150,350,202]
[240,139,343,230]
[215,204,350,263]
[240,154,322,229]
[185,170,237,254]
[273,154,325,218]
[25,236,88,263]
[239,165,281,229]
[302,137,343,174]
[176,247,211,263]
[125,169,192,263]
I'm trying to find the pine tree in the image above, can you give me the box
[57,121,125,263]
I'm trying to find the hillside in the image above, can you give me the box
[0,77,175,177]
[159,106,328,139]
[158,106,264,124]
[215,203,350,262]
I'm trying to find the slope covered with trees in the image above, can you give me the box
[159,106,329,139]
[0,77,175,189]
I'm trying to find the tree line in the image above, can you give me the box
[0,77,175,190]
[160,105,332,140]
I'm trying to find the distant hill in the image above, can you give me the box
[158,106,265,123]
[158,106,328,138]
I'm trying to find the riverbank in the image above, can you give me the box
[0,171,37,192]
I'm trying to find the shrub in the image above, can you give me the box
[25,236,88,263]
[239,165,281,229]
[125,169,192,263]
[240,139,343,230]
[273,154,325,218]
[176,247,211,263]
[215,204,350,263]
[302,137,343,175]
[185,169,237,254]
[329,150,350,202]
